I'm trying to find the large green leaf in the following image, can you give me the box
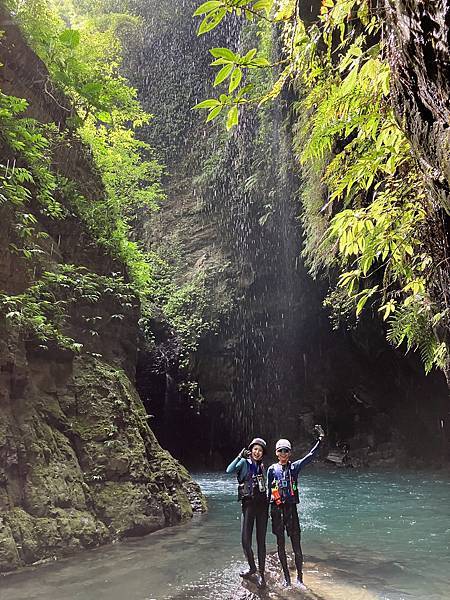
[226,105,238,130]
[193,98,221,109]
[214,63,233,86]
[198,8,227,35]
[229,68,242,93]
[59,29,80,49]
[210,47,236,61]
[194,1,223,16]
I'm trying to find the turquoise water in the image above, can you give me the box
[1,469,449,599]
[296,469,450,599]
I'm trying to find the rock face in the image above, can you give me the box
[126,0,449,467]
[0,351,203,571]
[385,0,450,211]
[125,4,309,460]
[0,9,205,573]
[385,0,450,383]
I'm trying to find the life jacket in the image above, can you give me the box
[237,460,266,501]
[270,463,299,504]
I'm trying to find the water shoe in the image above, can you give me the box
[293,579,307,591]
[239,568,257,580]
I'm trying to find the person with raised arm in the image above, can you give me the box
[267,425,325,589]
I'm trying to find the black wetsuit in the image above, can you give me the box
[270,496,303,582]
[226,455,268,575]
[267,440,321,583]
[241,490,268,574]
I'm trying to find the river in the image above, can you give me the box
[1,469,449,600]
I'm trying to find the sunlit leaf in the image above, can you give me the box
[251,57,271,67]
[210,47,236,61]
[252,0,273,15]
[229,67,242,93]
[198,8,227,35]
[59,29,80,49]
[226,105,238,130]
[194,1,223,16]
[96,111,112,123]
[206,105,223,122]
[193,98,221,109]
[243,48,257,63]
[214,63,234,86]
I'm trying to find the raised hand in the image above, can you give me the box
[240,447,251,459]
[314,424,325,440]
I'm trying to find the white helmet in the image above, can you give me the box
[275,439,292,451]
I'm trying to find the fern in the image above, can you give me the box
[387,303,448,374]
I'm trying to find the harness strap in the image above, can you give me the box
[272,463,297,502]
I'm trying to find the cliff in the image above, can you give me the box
[386,0,450,213]
[124,0,449,467]
[0,7,204,573]
[386,0,450,383]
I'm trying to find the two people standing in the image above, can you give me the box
[226,426,325,589]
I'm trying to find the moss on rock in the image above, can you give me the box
[0,14,206,570]
[4,507,110,565]
[0,349,205,572]
[0,518,20,571]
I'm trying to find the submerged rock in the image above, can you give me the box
[236,554,379,600]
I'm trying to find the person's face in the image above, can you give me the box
[276,448,291,464]
[251,444,264,461]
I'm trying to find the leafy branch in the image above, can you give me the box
[191,0,450,373]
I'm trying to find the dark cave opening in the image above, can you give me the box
[135,309,450,471]
[135,341,237,470]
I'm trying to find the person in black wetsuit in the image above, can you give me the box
[226,437,268,588]
[267,425,325,589]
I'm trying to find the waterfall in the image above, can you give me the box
[125,0,449,465]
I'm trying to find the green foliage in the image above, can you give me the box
[192,2,279,129]
[6,0,164,225]
[194,0,274,35]
[0,90,62,219]
[291,1,448,372]
[6,1,159,265]
[387,302,448,374]
[0,86,63,269]
[0,0,215,362]
[192,0,450,373]
[6,0,144,124]
[79,119,164,213]
[0,264,137,350]
[192,42,271,129]
[163,275,218,358]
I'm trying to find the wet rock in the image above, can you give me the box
[385,0,450,212]
[90,481,166,537]
[0,518,20,571]
[236,553,378,599]
[325,451,346,466]
[4,506,110,565]
[0,9,205,573]
[0,346,205,571]
[127,0,449,469]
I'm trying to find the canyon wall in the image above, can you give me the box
[0,8,204,572]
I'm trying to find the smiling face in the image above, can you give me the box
[251,444,264,461]
[276,448,291,465]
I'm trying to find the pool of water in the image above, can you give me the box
[1,469,449,600]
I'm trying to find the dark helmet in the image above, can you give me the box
[248,437,267,454]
